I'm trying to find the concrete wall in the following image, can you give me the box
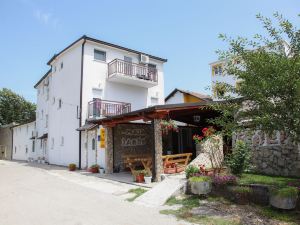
[234,129,300,177]
[0,124,14,160]
[12,122,36,161]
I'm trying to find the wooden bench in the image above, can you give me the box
[162,153,192,173]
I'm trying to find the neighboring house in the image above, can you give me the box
[0,123,16,160]
[12,121,36,161]
[210,60,240,100]
[165,88,211,104]
[33,35,167,168]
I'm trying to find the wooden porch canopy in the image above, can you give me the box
[87,102,219,127]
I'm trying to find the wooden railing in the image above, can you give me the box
[108,59,158,82]
[88,99,131,118]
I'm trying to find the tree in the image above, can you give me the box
[0,88,36,125]
[210,13,300,142]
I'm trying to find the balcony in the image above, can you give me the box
[108,59,158,88]
[88,99,131,118]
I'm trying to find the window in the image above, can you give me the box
[92,138,96,150]
[46,87,49,100]
[94,49,106,61]
[41,110,44,119]
[58,99,62,109]
[26,125,28,134]
[124,56,132,63]
[213,65,223,76]
[52,97,55,104]
[51,138,54,149]
[15,146,16,153]
[38,89,40,95]
[150,97,159,106]
[60,136,64,146]
[32,141,35,152]
[60,62,63,69]
[25,145,28,153]
[52,66,56,73]
[45,114,48,128]
[40,140,42,148]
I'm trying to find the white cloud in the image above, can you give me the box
[34,9,59,29]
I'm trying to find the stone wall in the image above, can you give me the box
[234,130,300,177]
[113,123,153,171]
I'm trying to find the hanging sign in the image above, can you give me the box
[100,128,105,148]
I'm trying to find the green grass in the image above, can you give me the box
[238,173,299,187]
[162,195,241,225]
[126,188,147,202]
[257,206,300,224]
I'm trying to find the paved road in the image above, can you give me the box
[0,160,188,225]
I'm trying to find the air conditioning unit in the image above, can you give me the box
[140,54,149,64]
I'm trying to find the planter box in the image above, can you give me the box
[144,176,152,184]
[270,195,298,210]
[190,181,212,195]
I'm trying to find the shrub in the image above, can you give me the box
[226,140,251,175]
[271,187,299,198]
[189,176,212,183]
[213,175,237,186]
[185,165,200,178]
[68,163,76,171]
[232,186,252,194]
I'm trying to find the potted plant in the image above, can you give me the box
[270,187,299,210]
[99,167,105,174]
[164,162,177,174]
[68,163,76,171]
[185,165,200,178]
[144,171,152,184]
[135,170,145,183]
[189,176,212,195]
[160,120,179,134]
[89,164,99,173]
[230,186,252,204]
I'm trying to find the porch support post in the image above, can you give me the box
[105,127,114,174]
[152,118,163,182]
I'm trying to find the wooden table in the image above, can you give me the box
[123,155,152,176]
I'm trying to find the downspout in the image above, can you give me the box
[79,37,86,169]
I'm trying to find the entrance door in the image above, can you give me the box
[178,127,194,156]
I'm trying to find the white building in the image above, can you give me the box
[33,35,167,169]
[210,60,239,100]
[12,121,36,161]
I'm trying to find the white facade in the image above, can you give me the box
[165,91,184,104]
[12,121,36,161]
[33,36,166,168]
[210,60,238,100]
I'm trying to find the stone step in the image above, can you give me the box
[134,174,186,207]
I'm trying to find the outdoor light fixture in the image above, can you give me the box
[193,115,201,122]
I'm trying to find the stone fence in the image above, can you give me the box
[234,130,300,177]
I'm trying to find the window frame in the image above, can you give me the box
[94,49,106,62]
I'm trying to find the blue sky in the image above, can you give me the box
[0,0,299,103]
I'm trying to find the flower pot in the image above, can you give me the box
[135,174,145,183]
[270,194,298,210]
[90,167,99,173]
[69,167,76,171]
[190,181,212,195]
[164,167,176,174]
[144,176,152,184]
[99,168,105,174]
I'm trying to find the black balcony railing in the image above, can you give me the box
[88,99,131,118]
[108,59,158,82]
